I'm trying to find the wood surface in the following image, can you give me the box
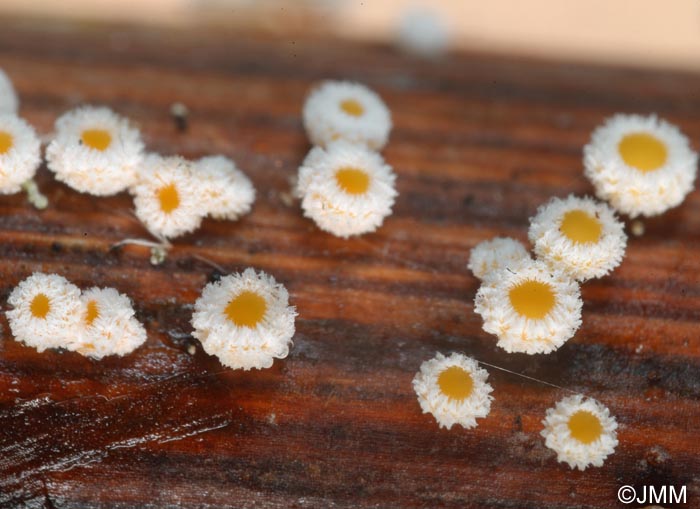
[0,18,699,509]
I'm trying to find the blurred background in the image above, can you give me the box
[1,0,700,70]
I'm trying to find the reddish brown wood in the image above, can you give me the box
[0,18,698,509]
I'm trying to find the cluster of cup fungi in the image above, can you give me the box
[2,66,696,471]
[416,113,696,470]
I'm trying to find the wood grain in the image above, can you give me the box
[0,18,699,509]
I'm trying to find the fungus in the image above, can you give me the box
[194,155,256,221]
[303,81,392,150]
[583,114,697,217]
[6,273,82,352]
[413,352,493,429]
[191,268,297,370]
[297,141,397,238]
[0,69,18,114]
[130,154,205,241]
[541,394,618,470]
[0,114,42,202]
[474,260,582,354]
[468,237,530,282]
[528,195,627,281]
[70,287,147,359]
[46,106,144,196]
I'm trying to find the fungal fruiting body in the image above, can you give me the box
[194,155,256,221]
[0,114,42,194]
[295,146,326,199]
[303,81,392,150]
[46,106,144,196]
[0,69,18,114]
[6,273,147,358]
[412,352,493,429]
[474,260,582,354]
[191,268,297,370]
[396,7,449,58]
[70,287,147,359]
[541,394,618,470]
[6,273,82,352]
[297,141,398,238]
[528,195,627,282]
[468,237,530,282]
[131,154,205,240]
[584,114,698,217]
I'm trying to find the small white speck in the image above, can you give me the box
[170,102,188,117]
[279,190,295,207]
[631,220,645,237]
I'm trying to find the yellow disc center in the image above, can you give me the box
[81,128,112,151]
[560,209,602,244]
[224,291,267,328]
[157,183,180,214]
[335,167,370,195]
[618,132,667,172]
[85,300,100,326]
[567,410,603,444]
[30,293,51,319]
[340,99,364,117]
[0,131,14,155]
[509,280,556,319]
[437,366,474,400]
